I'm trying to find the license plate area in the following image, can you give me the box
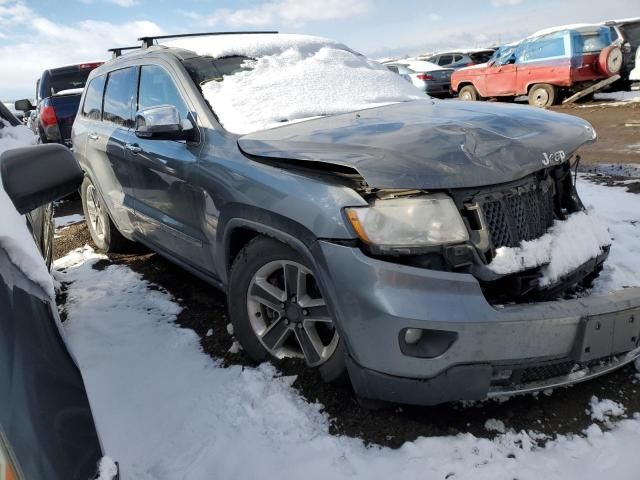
[571,308,640,363]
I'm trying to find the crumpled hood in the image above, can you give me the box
[238,99,596,189]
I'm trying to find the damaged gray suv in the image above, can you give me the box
[72,32,640,406]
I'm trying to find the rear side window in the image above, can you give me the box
[81,75,106,121]
[519,34,566,62]
[103,67,137,128]
[453,55,463,62]
[438,55,453,66]
[138,65,190,123]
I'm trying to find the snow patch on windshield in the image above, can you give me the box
[487,210,611,286]
[0,124,53,297]
[176,35,425,134]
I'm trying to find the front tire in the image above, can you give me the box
[528,84,557,108]
[228,236,346,382]
[458,85,480,101]
[80,177,130,252]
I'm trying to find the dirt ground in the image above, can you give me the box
[54,101,640,448]
[553,101,640,165]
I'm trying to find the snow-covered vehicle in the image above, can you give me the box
[0,108,116,479]
[452,24,623,107]
[72,32,640,406]
[382,59,453,97]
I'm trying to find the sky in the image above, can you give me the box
[0,0,638,99]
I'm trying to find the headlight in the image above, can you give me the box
[345,193,469,249]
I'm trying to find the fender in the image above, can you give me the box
[217,203,321,286]
[217,211,355,351]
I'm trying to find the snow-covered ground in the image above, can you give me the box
[55,213,85,228]
[55,176,640,480]
[580,91,640,107]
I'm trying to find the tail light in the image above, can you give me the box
[39,98,61,141]
[79,62,103,70]
[40,101,58,127]
[417,73,433,81]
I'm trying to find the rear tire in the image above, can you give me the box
[458,85,480,101]
[80,176,130,252]
[228,236,347,383]
[528,84,557,108]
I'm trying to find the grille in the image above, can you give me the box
[493,355,618,386]
[519,360,575,383]
[481,180,555,249]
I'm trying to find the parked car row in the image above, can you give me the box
[452,24,623,107]
[381,18,639,106]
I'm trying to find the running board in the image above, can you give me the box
[562,74,621,104]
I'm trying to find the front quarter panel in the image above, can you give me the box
[195,129,366,282]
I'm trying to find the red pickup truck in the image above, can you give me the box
[451,25,622,107]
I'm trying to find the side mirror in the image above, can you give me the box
[135,105,195,141]
[14,99,34,112]
[0,144,83,214]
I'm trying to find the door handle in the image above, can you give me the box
[88,133,99,141]
[125,143,143,154]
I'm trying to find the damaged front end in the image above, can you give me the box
[351,158,610,305]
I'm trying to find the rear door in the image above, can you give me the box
[127,63,207,269]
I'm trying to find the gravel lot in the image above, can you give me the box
[54,100,640,448]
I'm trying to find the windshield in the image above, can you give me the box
[178,35,425,134]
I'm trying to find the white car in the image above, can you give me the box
[383,59,454,97]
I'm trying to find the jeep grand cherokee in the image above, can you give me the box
[71,32,640,406]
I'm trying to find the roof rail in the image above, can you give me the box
[138,31,279,48]
[108,46,141,58]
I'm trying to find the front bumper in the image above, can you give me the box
[314,241,640,405]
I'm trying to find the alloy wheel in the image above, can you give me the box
[85,184,106,242]
[246,260,339,367]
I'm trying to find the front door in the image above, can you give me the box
[128,64,209,270]
[79,68,138,237]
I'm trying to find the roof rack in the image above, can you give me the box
[108,46,141,58]
[138,31,278,48]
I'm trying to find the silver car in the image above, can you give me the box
[384,59,453,97]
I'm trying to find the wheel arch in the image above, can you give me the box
[217,204,322,287]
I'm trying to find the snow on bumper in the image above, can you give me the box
[487,210,611,286]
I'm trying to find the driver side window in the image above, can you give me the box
[138,65,190,123]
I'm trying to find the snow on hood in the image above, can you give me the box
[167,34,425,134]
[488,210,611,286]
[0,122,54,297]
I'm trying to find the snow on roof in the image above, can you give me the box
[529,23,606,39]
[422,48,496,57]
[182,34,425,134]
[608,17,640,25]
[0,122,53,297]
[388,59,445,72]
[163,33,351,60]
